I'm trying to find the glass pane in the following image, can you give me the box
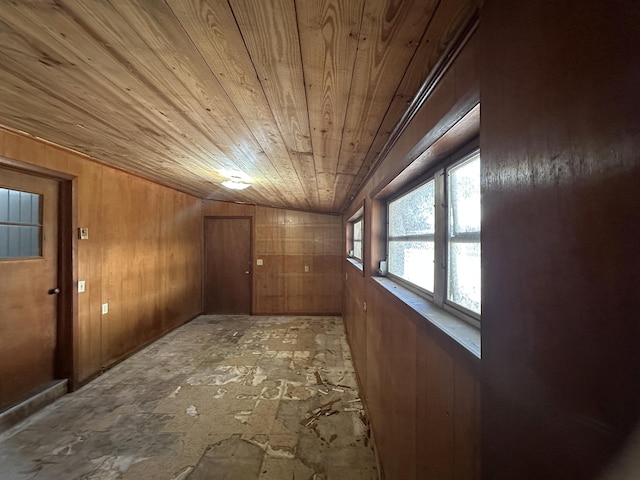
[389,180,435,237]
[19,192,33,223]
[17,226,39,257]
[447,242,481,314]
[32,194,40,224]
[8,189,20,223]
[449,154,480,236]
[7,224,20,257]
[353,239,362,261]
[388,240,434,292]
[0,188,8,222]
[0,225,8,257]
[353,219,362,241]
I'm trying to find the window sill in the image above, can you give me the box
[346,257,364,272]
[372,276,481,359]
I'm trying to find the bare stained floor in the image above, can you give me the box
[0,316,377,480]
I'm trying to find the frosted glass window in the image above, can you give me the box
[388,180,435,292]
[447,154,481,314]
[352,218,363,261]
[0,187,42,259]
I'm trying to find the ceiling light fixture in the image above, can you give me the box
[221,175,251,190]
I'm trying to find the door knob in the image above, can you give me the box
[244,270,250,274]
[48,288,60,295]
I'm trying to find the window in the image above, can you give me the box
[388,180,435,292]
[386,151,480,323]
[352,218,363,262]
[0,187,42,259]
[447,156,481,314]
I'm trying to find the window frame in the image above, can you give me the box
[385,148,481,328]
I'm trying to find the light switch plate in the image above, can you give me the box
[78,280,86,293]
[304,266,309,272]
[256,259,263,266]
[79,227,89,240]
[102,303,109,315]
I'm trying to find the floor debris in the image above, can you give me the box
[0,315,377,480]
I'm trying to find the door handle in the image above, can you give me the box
[48,288,60,295]
[244,271,250,274]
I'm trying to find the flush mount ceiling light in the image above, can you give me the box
[221,175,251,190]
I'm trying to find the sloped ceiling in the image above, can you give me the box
[0,0,476,213]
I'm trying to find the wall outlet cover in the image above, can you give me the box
[78,280,86,293]
[101,303,109,315]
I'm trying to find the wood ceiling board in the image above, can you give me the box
[0,4,228,178]
[0,0,477,213]
[165,0,316,210]
[341,0,478,211]
[227,0,314,161]
[332,0,438,211]
[296,0,364,209]
[58,0,298,207]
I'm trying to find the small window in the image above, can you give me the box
[447,154,481,315]
[0,187,42,259]
[386,150,481,325]
[352,218,363,262]
[388,180,435,292]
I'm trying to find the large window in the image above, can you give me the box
[387,151,480,322]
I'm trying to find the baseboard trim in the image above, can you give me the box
[0,379,68,434]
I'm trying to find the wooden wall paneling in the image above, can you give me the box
[343,262,367,393]
[340,32,481,479]
[417,332,455,478]
[481,2,640,478]
[251,204,342,315]
[76,162,103,381]
[363,285,385,471]
[365,281,418,479]
[0,126,203,385]
[454,360,481,479]
[296,0,364,208]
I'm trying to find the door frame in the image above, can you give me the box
[0,156,78,390]
[203,215,254,314]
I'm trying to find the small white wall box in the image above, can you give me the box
[378,260,388,276]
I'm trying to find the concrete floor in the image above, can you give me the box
[0,315,378,480]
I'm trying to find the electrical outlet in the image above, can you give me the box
[79,227,89,240]
[78,280,86,293]
[256,259,263,266]
[304,265,309,272]
[102,303,109,315]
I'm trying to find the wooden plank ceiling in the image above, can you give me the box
[0,0,476,213]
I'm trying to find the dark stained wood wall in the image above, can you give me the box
[0,126,203,385]
[203,201,342,315]
[342,31,481,479]
[481,2,640,479]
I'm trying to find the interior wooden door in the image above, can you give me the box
[205,217,252,314]
[0,168,59,411]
